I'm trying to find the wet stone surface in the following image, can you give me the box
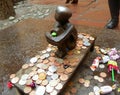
[0,18,120,95]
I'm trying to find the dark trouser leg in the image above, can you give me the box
[108,0,120,19]
[105,0,120,29]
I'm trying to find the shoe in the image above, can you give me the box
[71,0,78,4]
[105,18,119,29]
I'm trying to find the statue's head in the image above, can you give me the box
[55,6,72,24]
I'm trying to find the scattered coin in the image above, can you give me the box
[36,86,45,95]
[60,74,68,81]
[55,83,63,90]
[99,64,105,69]
[39,72,46,80]
[32,74,39,81]
[24,86,32,94]
[41,79,48,86]
[26,79,32,85]
[51,74,59,80]
[29,90,36,95]
[71,87,77,94]
[100,72,107,78]
[35,79,42,85]
[79,78,85,84]
[94,75,99,80]
[11,77,19,84]
[30,57,38,63]
[48,65,57,73]
[89,92,95,95]
[50,90,57,95]
[98,77,104,82]
[46,84,54,93]
[10,74,16,79]
[19,79,27,85]
[22,64,29,69]
[49,80,58,87]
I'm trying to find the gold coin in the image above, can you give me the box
[24,86,32,94]
[22,64,29,69]
[39,72,46,80]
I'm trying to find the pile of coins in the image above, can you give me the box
[9,33,94,95]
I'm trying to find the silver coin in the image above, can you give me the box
[47,48,52,52]
[55,83,63,90]
[46,84,54,93]
[21,74,29,80]
[36,86,45,95]
[50,90,57,95]
[43,53,50,58]
[48,65,57,73]
[30,57,38,63]
[47,71,54,76]
[37,69,45,73]
[51,74,59,80]
[19,79,27,85]
[32,74,39,81]
[83,41,91,46]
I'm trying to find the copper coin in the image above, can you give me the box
[100,72,107,78]
[48,57,56,62]
[39,72,46,80]
[11,77,19,84]
[65,67,73,74]
[57,66,65,73]
[60,74,68,81]
[41,79,48,86]
[79,78,85,84]
[22,64,29,69]
[43,59,49,64]
[71,87,77,94]
[10,74,16,79]
[24,86,32,94]
[98,77,104,82]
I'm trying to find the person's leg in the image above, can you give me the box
[105,0,119,29]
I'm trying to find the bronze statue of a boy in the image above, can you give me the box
[45,6,77,58]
